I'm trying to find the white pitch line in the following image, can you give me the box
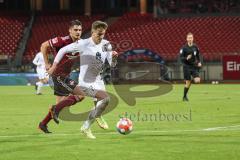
[202,124,240,131]
[0,125,240,139]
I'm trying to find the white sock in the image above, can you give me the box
[36,81,41,86]
[83,98,109,129]
[36,82,43,94]
[83,119,94,129]
[43,83,49,86]
[89,98,109,119]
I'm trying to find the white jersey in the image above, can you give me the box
[56,37,116,84]
[32,52,45,70]
[33,52,48,79]
[55,37,117,97]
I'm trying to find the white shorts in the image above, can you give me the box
[78,80,106,98]
[37,68,48,80]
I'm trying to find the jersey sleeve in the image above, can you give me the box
[104,42,117,67]
[106,51,112,66]
[107,52,117,67]
[48,37,63,48]
[54,40,83,63]
[195,46,201,62]
[179,47,187,64]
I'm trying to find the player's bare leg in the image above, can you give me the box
[194,77,201,84]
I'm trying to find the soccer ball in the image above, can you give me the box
[116,118,133,135]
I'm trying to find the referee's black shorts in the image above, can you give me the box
[50,76,78,96]
[183,65,200,80]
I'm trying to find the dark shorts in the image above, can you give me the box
[50,76,78,96]
[183,65,200,80]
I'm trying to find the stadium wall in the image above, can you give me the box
[167,63,222,80]
[115,62,224,82]
[0,63,235,85]
[0,72,78,85]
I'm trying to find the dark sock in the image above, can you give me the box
[184,87,189,97]
[55,95,80,114]
[41,112,52,126]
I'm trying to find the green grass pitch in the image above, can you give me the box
[0,84,240,160]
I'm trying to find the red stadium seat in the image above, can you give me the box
[0,13,29,59]
[23,13,105,64]
[106,13,240,62]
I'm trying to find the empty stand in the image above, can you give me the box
[24,13,105,63]
[0,13,29,60]
[106,13,240,61]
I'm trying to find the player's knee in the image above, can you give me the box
[97,97,110,113]
[101,97,110,106]
[105,97,110,104]
[194,78,201,83]
[43,79,48,84]
[68,95,84,105]
[77,95,85,101]
[73,95,84,102]
[185,81,191,88]
[195,80,200,84]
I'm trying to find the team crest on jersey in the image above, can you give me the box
[96,52,101,60]
[102,43,112,52]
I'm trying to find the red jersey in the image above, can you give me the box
[48,35,79,77]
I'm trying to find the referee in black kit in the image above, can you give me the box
[180,32,202,101]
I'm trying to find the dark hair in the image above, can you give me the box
[91,21,108,31]
[69,20,82,28]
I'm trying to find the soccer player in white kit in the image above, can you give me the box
[49,21,118,139]
[32,52,49,95]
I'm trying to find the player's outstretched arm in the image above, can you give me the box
[107,51,118,67]
[47,42,81,75]
[179,48,191,64]
[111,51,118,67]
[41,41,51,70]
[196,47,202,67]
[47,63,57,75]
[55,42,80,63]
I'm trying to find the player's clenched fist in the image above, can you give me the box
[112,51,118,58]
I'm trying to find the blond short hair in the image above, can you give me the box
[91,21,108,31]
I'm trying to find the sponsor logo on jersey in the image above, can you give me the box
[102,43,112,52]
[96,52,102,61]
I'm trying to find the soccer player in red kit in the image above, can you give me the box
[38,20,84,133]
